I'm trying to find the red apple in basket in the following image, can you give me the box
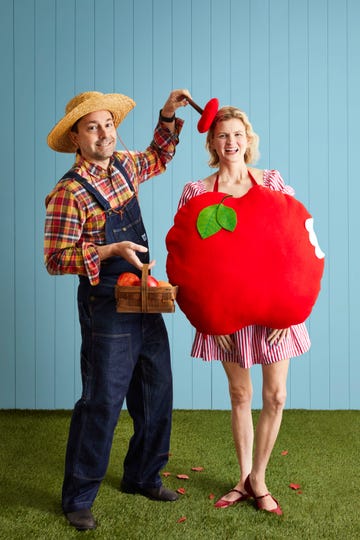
[117,272,159,287]
[133,275,159,287]
[117,272,139,286]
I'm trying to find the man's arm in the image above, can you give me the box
[159,88,192,132]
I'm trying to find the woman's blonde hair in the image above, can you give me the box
[205,106,260,167]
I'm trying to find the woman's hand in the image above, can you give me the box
[267,328,290,346]
[214,334,235,352]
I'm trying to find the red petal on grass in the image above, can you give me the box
[297,490,303,495]
[209,493,215,500]
[177,474,190,480]
[162,472,171,477]
[289,483,301,490]
[191,466,204,472]
[177,516,187,523]
[177,487,186,495]
[281,450,288,456]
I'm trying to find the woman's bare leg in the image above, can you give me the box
[218,362,253,502]
[249,358,289,510]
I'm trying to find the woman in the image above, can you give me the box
[177,106,310,515]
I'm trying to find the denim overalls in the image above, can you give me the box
[61,159,173,513]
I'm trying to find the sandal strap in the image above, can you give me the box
[255,492,271,500]
[256,493,279,505]
[228,488,246,496]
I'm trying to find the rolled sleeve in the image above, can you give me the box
[44,187,102,285]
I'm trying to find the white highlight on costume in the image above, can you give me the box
[305,218,325,259]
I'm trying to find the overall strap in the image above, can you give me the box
[61,156,135,211]
[113,156,135,193]
[61,170,111,210]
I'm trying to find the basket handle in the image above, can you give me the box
[141,264,149,312]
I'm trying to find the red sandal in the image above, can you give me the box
[244,475,283,515]
[214,488,249,508]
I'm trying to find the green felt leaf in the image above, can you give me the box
[197,204,222,239]
[216,203,237,232]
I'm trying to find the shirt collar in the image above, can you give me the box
[75,152,114,179]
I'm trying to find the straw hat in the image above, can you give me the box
[47,91,136,153]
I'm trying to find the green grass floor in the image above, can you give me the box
[0,409,359,540]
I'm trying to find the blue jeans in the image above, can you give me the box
[62,282,173,512]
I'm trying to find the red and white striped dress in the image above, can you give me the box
[177,169,311,367]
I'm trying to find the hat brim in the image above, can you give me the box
[47,93,136,153]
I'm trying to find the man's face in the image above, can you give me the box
[70,110,117,167]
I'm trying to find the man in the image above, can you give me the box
[44,89,191,530]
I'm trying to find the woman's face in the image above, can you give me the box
[211,118,248,165]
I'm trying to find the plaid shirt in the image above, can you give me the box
[44,119,183,285]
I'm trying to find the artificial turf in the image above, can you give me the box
[0,409,359,539]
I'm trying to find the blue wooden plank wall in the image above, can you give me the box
[0,0,359,410]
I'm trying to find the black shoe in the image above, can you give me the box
[65,509,97,530]
[121,481,179,502]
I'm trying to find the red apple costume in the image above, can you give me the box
[167,170,316,366]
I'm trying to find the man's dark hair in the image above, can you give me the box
[70,120,79,133]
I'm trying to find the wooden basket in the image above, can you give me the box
[115,264,178,313]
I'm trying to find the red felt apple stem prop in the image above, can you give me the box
[180,95,219,133]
